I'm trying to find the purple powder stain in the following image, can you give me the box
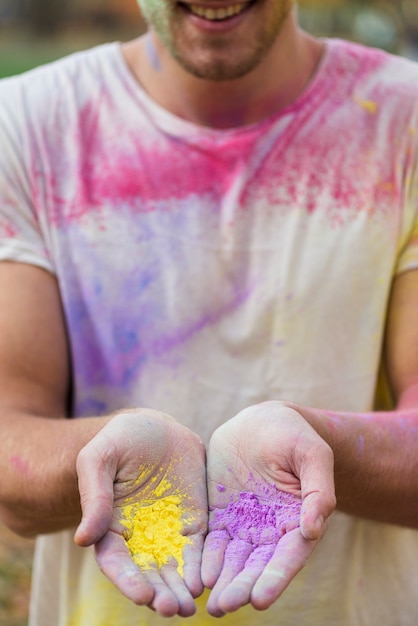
[217,484,226,492]
[146,35,162,72]
[245,544,276,569]
[210,486,302,548]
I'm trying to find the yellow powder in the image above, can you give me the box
[354,97,378,114]
[120,477,191,576]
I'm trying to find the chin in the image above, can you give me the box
[173,51,267,82]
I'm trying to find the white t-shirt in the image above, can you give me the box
[0,38,417,626]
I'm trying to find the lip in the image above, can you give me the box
[178,1,255,33]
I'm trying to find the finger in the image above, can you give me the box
[143,567,181,617]
[216,543,275,613]
[201,529,229,589]
[94,531,154,606]
[206,539,252,617]
[74,441,116,547]
[250,527,317,610]
[159,562,197,617]
[182,536,205,598]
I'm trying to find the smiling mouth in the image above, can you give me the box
[181,2,252,21]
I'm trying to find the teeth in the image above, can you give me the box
[189,3,248,20]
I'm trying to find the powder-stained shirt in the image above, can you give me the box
[0,38,418,626]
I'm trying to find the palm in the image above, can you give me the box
[202,402,335,617]
[75,410,208,618]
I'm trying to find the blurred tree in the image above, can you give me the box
[0,0,415,58]
[26,0,68,34]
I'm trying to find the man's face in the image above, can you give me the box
[137,0,295,81]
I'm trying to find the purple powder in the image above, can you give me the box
[210,485,302,547]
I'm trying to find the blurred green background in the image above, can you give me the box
[0,0,417,624]
[0,0,417,79]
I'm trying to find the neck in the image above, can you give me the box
[122,12,324,129]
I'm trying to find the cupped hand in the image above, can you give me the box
[74,409,207,618]
[201,401,336,617]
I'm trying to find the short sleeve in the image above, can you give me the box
[395,122,418,275]
[397,217,418,274]
[0,76,55,273]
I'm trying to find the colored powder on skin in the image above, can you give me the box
[210,484,302,547]
[120,477,191,576]
[10,455,30,475]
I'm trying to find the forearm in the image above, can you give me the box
[286,401,418,527]
[0,410,112,537]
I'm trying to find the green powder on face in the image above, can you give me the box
[120,477,191,576]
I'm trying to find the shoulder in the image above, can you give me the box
[328,38,418,73]
[323,39,418,125]
[326,39,418,94]
[0,43,122,129]
[0,42,121,89]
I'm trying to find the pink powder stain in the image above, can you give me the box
[41,99,262,227]
[45,143,244,227]
[0,222,18,238]
[10,455,30,475]
[210,486,302,548]
[240,45,406,218]
[30,40,409,234]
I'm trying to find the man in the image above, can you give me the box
[0,0,417,624]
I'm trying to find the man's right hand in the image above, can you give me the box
[74,409,208,618]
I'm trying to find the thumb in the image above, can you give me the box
[74,440,116,547]
[299,442,336,541]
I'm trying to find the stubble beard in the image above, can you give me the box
[142,0,295,82]
[170,36,276,81]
